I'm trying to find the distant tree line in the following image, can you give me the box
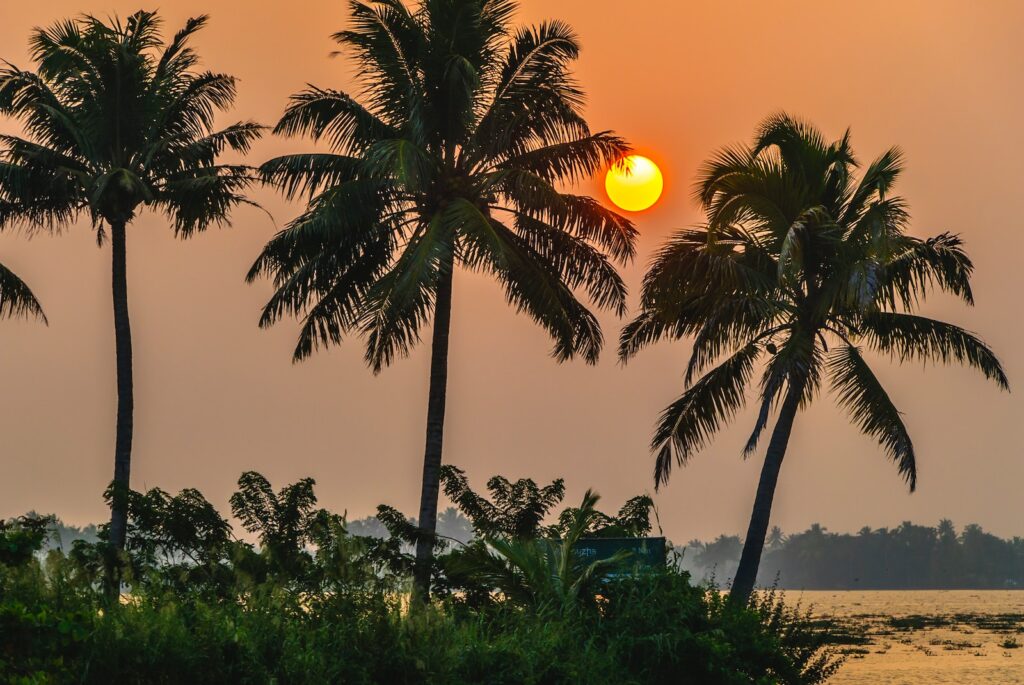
[40,508,1023,590]
[345,507,474,547]
[29,514,99,552]
[34,508,474,555]
[684,521,1024,590]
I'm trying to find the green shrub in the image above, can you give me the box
[1,560,841,683]
[0,473,842,683]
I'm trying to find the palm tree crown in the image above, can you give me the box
[623,113,1007,488]
[621,114,1007,604]
[0,11,261,235]
[248,0,636,367]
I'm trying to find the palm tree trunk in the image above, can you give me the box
[108,219,134,553]
[411,258,454,606]
[730,381,804,605]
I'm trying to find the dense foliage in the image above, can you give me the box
[686,521,1024,590]
[0,472,842,684]
[51,513,1024,591]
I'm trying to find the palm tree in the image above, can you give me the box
[620,113,1008,605]
[0,261,45,324]
[766,525,785,551]
[0,12,261,553]
[249,0,635,603]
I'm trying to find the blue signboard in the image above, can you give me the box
[574,537,667,570]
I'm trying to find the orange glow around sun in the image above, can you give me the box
[605,155,664,212]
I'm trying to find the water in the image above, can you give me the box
[798,590,1024,684]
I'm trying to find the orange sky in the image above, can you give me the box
[1,1,1021,540]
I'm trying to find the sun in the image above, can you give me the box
[605,155,664,212]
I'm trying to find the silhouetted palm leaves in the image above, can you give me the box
[0,261,44,323]
[0,11,261,554]
[249,0,635,602]
[0,13,261,238]
[621,113,1008,603]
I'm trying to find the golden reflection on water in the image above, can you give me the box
[798,590,1024,684]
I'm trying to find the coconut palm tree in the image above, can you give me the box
[0,12,262,553]
[249,0,635,603]
[620,113,1008,605]
[0,261,45,324]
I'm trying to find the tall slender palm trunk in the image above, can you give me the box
[411,257,454,606]
[730,381,804,605]
[108,219,134,553]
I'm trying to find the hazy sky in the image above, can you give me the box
[1,1,1021,542]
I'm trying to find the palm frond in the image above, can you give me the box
[743,331,822,456]
[877,233,974,309]
[259,153,365,200]
[274,87,395,153]
[828,345,916,490]
[0,261,46,322]
[457,204,604,364]
[360,217,449,373]
[499,131,629,185]
[858,312,1008,390]
[841,147,903,225]
[491,168,636,261]
[651,342,761,487]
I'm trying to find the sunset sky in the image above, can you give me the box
[1,1,1021,542]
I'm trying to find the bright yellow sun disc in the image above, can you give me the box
[605,155,664,212]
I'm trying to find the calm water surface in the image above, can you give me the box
[799,590,1024,684]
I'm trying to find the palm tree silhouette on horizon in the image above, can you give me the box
[0,11,262,561]
[621,113,1008,605]
[249,0,636,603]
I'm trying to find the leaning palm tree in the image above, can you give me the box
[0,12,261,553]
[621,113,1007,605]
[249,0,635,603]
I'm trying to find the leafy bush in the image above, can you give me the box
[0,471,842,684]
[0,515,52,567]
